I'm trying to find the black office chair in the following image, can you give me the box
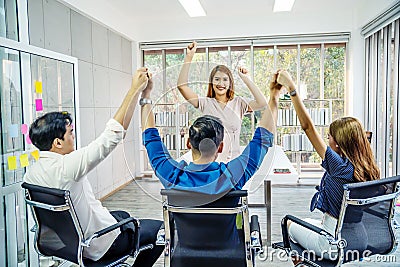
[158,189,263,267]
[22,182,147,267]
[272,175,400,267]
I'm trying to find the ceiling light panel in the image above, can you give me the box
[273,0,295,12]
[178,0,206,17]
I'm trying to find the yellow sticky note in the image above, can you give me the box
[35,81,43,94]
[20,154,29,167]
[8,156,17,170]
[31,150,40,160]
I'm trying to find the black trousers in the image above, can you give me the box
[101,210,164,267]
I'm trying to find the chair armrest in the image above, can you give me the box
[281,215,335,249]
[84,217,140,248]
[156,225,166,245]
[250,215,263,252]
[95,217,137,237]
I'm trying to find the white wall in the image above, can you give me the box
[27,0,135,199]
[59,0,396,41]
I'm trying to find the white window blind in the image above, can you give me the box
[364,4,400,177]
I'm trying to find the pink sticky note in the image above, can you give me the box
[21,124,28,135]
[35,99,43,111]
[26,135,32,144]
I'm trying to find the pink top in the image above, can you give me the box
[198,96,249,162]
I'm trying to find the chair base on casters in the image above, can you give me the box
[171,245,246,267]
[272,242,338,267]
[83,255,131,267]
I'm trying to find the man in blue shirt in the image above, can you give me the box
[140,72,280,250]
[140,73,281,194]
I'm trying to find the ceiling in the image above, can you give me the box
[60,0,396,42]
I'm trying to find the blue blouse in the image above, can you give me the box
[310,146,356,218]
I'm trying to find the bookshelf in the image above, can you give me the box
[277,99,332,177]
[143,102,203,174]
[154,103,189,158]
[153,103,190,157]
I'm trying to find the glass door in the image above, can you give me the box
[0,40,79,266]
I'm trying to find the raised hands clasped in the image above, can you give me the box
[131,67,149,93]
[141,73,153,98]
[277,70,296,92]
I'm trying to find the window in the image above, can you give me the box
[0,0,19,41]
[141,35,347,172]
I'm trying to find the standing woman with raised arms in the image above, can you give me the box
[177,41,268,162]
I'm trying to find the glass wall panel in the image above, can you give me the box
[231,46,251,98]
[276,45,298,82]
[254,46,275,95]
[300,44,320,99]
[143,50,163,103]
[30,55,75,115]
[165,49,184,103]
[0,45,78,267]
[0,0,19,41]
[3,191,27,266]
[1,46,24,186]
[189,47,208,97]
[324,43,346,120]
[209,46,229,69]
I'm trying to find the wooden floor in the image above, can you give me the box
[102,178,400,267]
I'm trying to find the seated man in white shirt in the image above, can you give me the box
[23,68,163,266]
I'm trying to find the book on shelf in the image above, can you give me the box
[278,108,330,126]
[155,111,189,127]
[282,133,314,152]
[161,133,189,150]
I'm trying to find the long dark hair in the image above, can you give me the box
[329,117,380,182]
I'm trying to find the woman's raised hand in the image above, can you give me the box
[186,41,197,58]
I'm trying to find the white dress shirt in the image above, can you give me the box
[24,119,125,261]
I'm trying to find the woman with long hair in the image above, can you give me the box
[177,42,267,162]
[276,70,380,260]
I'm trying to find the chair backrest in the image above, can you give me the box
[162,189,246,248]
[21,182,84,264]
[337,175,400,263]
[161,189,250,267]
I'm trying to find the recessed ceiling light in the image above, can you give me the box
[178,0,206,17]
[273,0,296,12]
